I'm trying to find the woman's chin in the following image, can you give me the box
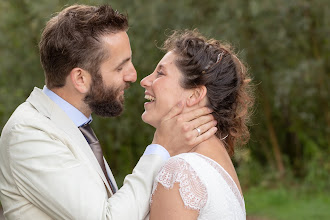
[141,112,155,126]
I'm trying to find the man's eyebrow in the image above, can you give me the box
[115,57,131,69]
[158,64,167,73]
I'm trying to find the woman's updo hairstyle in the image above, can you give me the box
[163,29,254,156]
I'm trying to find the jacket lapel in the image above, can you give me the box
[26,87,113,196]
[104,159,118,191]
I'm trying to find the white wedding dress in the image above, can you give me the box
[151,152,246,220]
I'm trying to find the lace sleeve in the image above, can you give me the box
[151,157,208,211]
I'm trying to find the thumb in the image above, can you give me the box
[163,101,184,121]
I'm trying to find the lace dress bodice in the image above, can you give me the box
[151,153,246,220]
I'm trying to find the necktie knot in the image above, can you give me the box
[79,123,98,144]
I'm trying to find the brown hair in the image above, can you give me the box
[39,4,128,89]
[163,30,254,156]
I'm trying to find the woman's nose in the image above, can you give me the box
[140,73,153,88]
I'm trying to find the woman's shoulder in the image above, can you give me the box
[169,152,201,162]
[168,152,213,168]
[158,153,199,177]
[153,152,208,210]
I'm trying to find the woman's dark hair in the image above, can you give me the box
[163,30,254,156]
[39,4,128,89]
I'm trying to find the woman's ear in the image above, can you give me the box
[186,86,207,107]
[69,68,91,94]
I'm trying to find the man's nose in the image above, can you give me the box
[125,64,137,83]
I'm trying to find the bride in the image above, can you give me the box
[141,30,253,219]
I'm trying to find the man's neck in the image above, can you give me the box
[51,87,91,117]
[43,86,92,126]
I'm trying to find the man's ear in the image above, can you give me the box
[69,68,91,94]
[186,86,207,107]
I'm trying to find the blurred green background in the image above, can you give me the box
[0,0,329,219]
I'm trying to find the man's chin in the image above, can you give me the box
[118,94,125,103]
[94,109,123,118]
[90,102,124,118]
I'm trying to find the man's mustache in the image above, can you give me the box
[124,83,130,90]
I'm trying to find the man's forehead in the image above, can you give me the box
[99,32,132,68]
[100,31,129,46]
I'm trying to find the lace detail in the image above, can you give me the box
[195,153,246,214]
[152,157,208,211]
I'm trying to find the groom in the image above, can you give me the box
[0,4,216,220]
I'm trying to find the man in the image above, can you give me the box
[0,4,216,220]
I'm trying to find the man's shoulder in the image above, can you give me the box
[1,101,48,136]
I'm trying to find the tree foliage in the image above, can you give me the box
[0,0,329,189]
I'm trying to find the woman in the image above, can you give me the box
[141,30,253,219]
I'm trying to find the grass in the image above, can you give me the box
[244,186,330,220]
[1,185,329,220]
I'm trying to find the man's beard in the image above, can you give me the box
[84,72,130,117]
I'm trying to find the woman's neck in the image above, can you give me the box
[190,135,227,156]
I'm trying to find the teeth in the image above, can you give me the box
[145,94,156,102]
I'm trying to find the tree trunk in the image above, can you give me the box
[260,88,285,177]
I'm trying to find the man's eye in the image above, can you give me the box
[157,71,164,76]
[117,67,123,71]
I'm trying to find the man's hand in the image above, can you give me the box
[152,101,217,156]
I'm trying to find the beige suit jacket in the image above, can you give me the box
[0,88,164,219]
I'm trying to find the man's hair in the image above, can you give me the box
[39,4,128,89]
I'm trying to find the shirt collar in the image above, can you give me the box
[42,85,92,127]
